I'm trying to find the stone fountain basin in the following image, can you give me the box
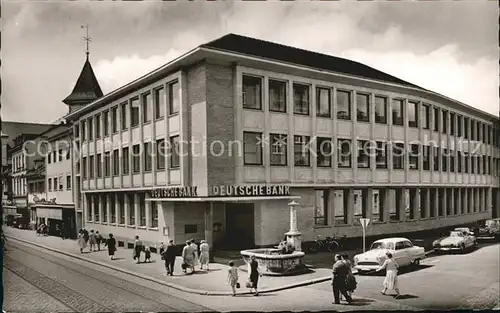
[240,248,308,276]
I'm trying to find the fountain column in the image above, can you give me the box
[285,200,302,252]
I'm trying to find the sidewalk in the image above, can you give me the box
[4,227,332,296]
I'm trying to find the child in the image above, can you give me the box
[227,261,239,296]
[144,246,152,263]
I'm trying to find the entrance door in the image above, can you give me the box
[225,203,255,250]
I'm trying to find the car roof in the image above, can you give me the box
[373,237,411,243]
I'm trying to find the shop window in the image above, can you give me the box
[314,190,328,226]
[334,191,347,225]
[102,196,108,223]
[128,194,135,225]
[139,194,146,227]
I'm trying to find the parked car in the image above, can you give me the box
[353,237,426,275]
[432,229,476,253]
[476,218,500,240]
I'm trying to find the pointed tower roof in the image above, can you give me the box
[62,57,103,106]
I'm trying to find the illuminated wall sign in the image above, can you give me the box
[150,185,291,198]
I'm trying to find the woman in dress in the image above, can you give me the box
[181,240,195,274]
[227,261,239,296]
[189,238,199,267]
[342,253,357,298]
[249,255,262,296]
[77,230,87,253]
[105,233,117,260]
[376,251,400,298]
[88,230,97,252]
[199,240,210,271]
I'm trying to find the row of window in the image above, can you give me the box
[12,177,26,196]
[47,175,72,192]
[243,132,500,174]
[313,187,490,226]
[81,136,180,180]
[77,80,180,142]
[12,154,25,172]
[86,193,158,228]
[243,74,500,147]
[47,149,71,164]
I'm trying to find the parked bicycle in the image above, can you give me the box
[308,234,348,253]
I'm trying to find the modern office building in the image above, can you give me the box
[66,34,500,249]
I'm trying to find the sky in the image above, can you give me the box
[1,1,498,124]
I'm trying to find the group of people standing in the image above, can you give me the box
[180,239,211,274]
[76,229,107,253]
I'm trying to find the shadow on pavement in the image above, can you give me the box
[395,294,419,300]
[346,298,375,306]
[362,264,434,277]
[235,293,277,297]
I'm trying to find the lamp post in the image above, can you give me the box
[285,200,302,252]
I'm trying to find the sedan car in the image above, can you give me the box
[432,230,476,253]
[476,218,500,240]
[353,237,426,275]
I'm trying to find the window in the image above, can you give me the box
[471,120,476,140]
[433,146,439,171]
[442,110,448,134]
[96,153,102,178]
[316,87,331,117]
[335,190,347,225]
[314,190,328,226]
[130,98,140,127]
[354,190,364,218]
[104,151,111,177]
[270,134,288,166]
[118,194,125,224]
[374,96,387,124]
[450,113,455,136]
[52,151,56,164]
[457,115,462,137]
[151,202,158,228]
[337,139,352,168]
[102,196,107,223]
[66,149,70,160]
[121,102,128,130]
[317,137,332,167]
[139,194,146,226]
[169,136,180,168]
[112,106,118,133]
[168,81,180,114]
[450,150,455,172]
[458,151,463,173]
[293,83,309,115]
[154,87,165,119]
[357,140,370,168]
[442,149,448,172]
[408,101,418,128]
[88,117,94,140]
[269,79,287,113]
[464,117,469,139]
[422,104,430,129]
[89,155,94,178]
[392,142,404,169]
[423,146,430,170]
[132,145,140,173]
[464,152,469,173]
[376,141,387,169]
[81,121,86,141]
[356,93,370,122]
[144,142,152,172]
[94,197,100,222]
[142,92,152,123]
[110,196,116,224]
[48,153,52,164]
[294,135,310,166]
[433,107,440,131]
[103,111,110,137]
[373,189,384,222]
[122,147,129,174]
[390,191,401,221]
[54,178,58,191]
[128,194,135,225]
[156,139,165,170]
[113,150,119,176]
[336,90,351,120]
[409,144,419,170]
[242,75,262,110]
[82,157,87,179]
[243,132,263,165]
[48,178,52,192]
[95,114,101,139]
[58,149,63,162]
[392,99,404,126]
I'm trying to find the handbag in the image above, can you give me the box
[236,282,240,289]
[181,262,187,270]
[245,280,253,288]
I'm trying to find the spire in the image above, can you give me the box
[81,24,91,61]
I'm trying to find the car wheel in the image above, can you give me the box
[413,259,421,267]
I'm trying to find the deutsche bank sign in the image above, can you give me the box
[150,185,291,199]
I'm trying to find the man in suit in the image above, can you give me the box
[331,254,353,304]
[162,239,176,276]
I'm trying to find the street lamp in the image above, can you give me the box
[285,200,302,252]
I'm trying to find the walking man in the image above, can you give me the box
[332,254,352,305]
[162,239,176,276]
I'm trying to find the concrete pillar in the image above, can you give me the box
[83,194,88,225]
[115,194,121,224]
[90,194,95,221]
[456,188,462,215]
[397,188,407,222]
[365,188,374,220]
[413,188,421,220]
[468,188,473,213]
[106,194,111,223]
[205,202,214,248]
[441,188,447,217]
[449,188,455,216]
[433,188,439,218]
[464,188,468,214]
[124,193,130,225]
[475,188,480,213]
[134,193,139,226]
[382,188,390,222]
[145,199,151,227]
[486,187,492,213]
[98,195,103,222]
[346,188,355,225]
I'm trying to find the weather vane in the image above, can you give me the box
[81,24,91,59]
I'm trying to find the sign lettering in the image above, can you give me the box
[151,187,199,198]
[150,185,290,198]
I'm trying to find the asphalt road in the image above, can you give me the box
[3,241,212,313]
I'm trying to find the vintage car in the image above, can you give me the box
[432,229,476,253]
[476,218,500,240]
[353,237,426,275]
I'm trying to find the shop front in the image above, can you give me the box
[34,201,77,239]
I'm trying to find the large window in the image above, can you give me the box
[156,139,165,170]
[450,113,455,136]
[104,151,111,177]
[270,134,288,166]
[118,194,125,224]
[110,196,116,224]
[243,132,263,165]
[442,148,448,172]
[336,90,351,120]
[242,75,262,110]
[82,157,87,179]
[337,139,352,168]
[293,83,309,115]
[433,147,440,171]
[81,121,86,141]
[151,201,158,228]
[130,98,140,127]
[169,136,180,168]
[314,190,328,226]
[409,144,419,170]
[464,117,469,139]
[457,115,462,137]
[375,141,387,169]
[423,146,430,170]
[168,81,180,115]
[143,142,152,172]
[269,79,287,113]
[294,135,310,166]
[96,153,102,178]
[121,102,128,130]
[433,107,440,131]
[89,155,94,178]
[113,150,119,176]
[316,87,331,117]
[374,96,387,124]
[392,99,404,126]
[356,93,370,122]
[408,101,418,128]
[392,142,404,169]
[317,137,332,167]
[122,147,129,174]
[95,114,101,139]
[142,92,152,123]
[357,140,370,168]
[88,117,94,140]
[103,110,109,137]
[335,190,348,225]
[442,110,448,134]
[422,104,430,129]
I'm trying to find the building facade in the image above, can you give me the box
[67,34,500,249]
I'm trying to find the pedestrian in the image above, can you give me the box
[190,238,199,267]
[162,239,176,276]
[105,233,117,260]
[144,246,152,263]
[133,235,143,264]
[82,228,89,243]
[77,230,87,253]
[181,240,195,274]
[341,253,357,298]
[88,230,97,252]
[95,231,103,251]
[60,223,66,240]
[376,251,400,298]
[332,254,352,304]
[199,240,210,270]
[248,255,262,296]
[227,261,239,296]
[158,242,166,256]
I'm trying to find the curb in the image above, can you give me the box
[6,235,331,296]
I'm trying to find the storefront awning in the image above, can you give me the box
[146,195,301,202]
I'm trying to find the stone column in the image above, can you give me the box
[433,188,439,217]
[90,194,95,221]
[449,188,455,216]
[475,188,480,213]
[413,188,421,220]
[98,195,103,222]
[424,188,430,219]
[106,194,111,223]
[398,188,407,222]
[83,194,88,226]
[146,200,151,228]
[441,188,447,217]
[134,193,139,226]
[124,194,130,225]
[285,200,302,252]
[456,188,462,215]
[486,187,492,213]
[346,188,355,225]
[205,202,214,248]
[383,188,391,222]
[365,188,374,220]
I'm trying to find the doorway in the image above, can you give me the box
[224,203,255,250]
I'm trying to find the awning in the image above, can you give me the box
[146,195,301,202]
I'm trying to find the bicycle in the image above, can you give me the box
[308,234,347,253]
